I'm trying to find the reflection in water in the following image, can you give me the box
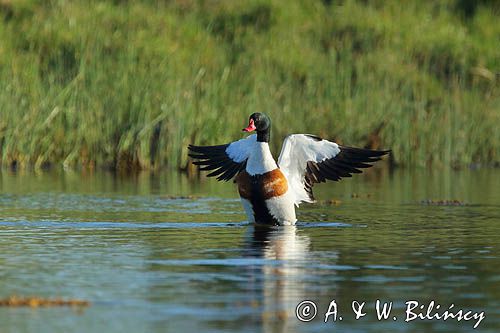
[244,226,318,332]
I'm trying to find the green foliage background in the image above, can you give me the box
[0,0,498,170]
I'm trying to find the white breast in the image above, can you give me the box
[246,142,278,176]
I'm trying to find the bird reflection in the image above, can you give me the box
[244,225,311,333]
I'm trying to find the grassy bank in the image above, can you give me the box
[0,0,498,171]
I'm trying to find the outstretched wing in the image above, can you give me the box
[278,134,390,205]
[188,134,256,182]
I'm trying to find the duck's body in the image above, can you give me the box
[188,113,389,226]
[235,141,296,225]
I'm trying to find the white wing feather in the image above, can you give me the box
[225,134,257,162]
[278,134,341,205]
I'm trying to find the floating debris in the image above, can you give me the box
[317,199,342,205]
[325,199,342,205]
[162,195,198,200]
[350,193,373,199]
[420,199,466,206]
[262,310,288,321]
[0,296,90,308]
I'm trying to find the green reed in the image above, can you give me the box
[0,0,498,171]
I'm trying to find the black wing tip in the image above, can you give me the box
[340,145,391,157]
[307,146,390,184]
[188,143,246,182]
[378,149,392,156]
[304,134,323,142]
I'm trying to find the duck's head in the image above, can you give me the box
[243,113,271,142]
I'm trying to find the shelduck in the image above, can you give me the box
[188,113,390,226]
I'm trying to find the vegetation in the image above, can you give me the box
[0,295,89,307]
[0,0,498,171]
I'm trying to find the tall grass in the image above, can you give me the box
[0,0,498,171]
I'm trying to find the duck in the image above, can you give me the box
[188,113,390,226]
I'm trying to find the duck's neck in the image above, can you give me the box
[246,142,277,176]
[257,129,270,143]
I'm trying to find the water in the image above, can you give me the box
[0,168,499,333]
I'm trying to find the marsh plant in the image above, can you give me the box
[0,0,498,170]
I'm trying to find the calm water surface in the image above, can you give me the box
[0,168,499,333]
